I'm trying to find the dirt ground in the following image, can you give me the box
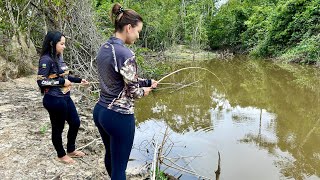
[0,75,147,180]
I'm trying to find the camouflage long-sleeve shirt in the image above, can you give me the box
[37,54,82,97]
[96,36,151,114]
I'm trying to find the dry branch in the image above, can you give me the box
[76,138,102,151]
[152,141,159,180]
[162,158,211,179]
[215,151,221,180]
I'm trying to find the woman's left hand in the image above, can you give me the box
[81,79,89,85]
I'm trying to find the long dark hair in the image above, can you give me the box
[40,31,64,62]
[110,3,143,32]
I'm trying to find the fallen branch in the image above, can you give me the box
[76,138,101,151]
[152,141,159,180]
[78,158,106,177]
[50,172,63,180]
[163,155,202,160]
[162,158,211,179]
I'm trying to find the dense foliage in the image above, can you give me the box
[0,0,319,68]
[208,0,320,63]
[94,0,319,63]
[94,0,215,51]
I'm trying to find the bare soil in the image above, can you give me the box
[0,75,147,180]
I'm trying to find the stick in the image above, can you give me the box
[178,154,197,172]
[215,151,221,180]
[76,138,101,150]
[158,126,169,164]
[152,141,159,180]
[50,172,63,180]
[162,158,211,179]
[162,155,202,160]
[78,158,106,177]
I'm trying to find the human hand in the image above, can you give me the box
[143,87,153,96]
[151,79,158,88]
[81,79,89,85]
[64,79,71,87]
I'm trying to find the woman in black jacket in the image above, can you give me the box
[37,31,88,164]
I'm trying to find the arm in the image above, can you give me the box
[120,59,145,99]
[37,58,65,88]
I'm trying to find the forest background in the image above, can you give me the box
[0,0,319,81]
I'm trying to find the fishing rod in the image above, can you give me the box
[156,67,227,95]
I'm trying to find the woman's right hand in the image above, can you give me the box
[143,87,153,96]
[64,79,71,87]
[151,79,158,88]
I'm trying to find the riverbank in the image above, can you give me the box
[162,45,234,61]
[0,75,149,179]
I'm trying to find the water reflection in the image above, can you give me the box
[133,57,320,180]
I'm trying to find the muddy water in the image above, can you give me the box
[131,57,320,180]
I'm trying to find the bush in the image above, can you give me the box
[280,34,320,64]
[252,0,320,57]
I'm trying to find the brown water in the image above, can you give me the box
[130,57,320,180]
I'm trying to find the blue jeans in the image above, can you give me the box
[93,103,135,180]
[43,94,80,157]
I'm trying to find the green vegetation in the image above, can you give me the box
[94,0,215,51]
[93,0,319,64]
[154,168,168,180]
[134,47,171,79]
[208,0,320,63]
[0,0,318,79]
[39,123,49,134]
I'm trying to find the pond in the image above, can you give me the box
[130,57,320,180]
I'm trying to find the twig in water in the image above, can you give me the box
[178,154,197,173]
[162,158,211,179]
[215,151,221,180]
[158,126,169,164]
[152,141,159,180]
[163,155,203,160]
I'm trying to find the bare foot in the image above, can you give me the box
[57,155,75,164]
[67,150,85,158]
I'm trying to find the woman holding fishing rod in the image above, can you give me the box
[93,3,157,179]
[37,31,89,164]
